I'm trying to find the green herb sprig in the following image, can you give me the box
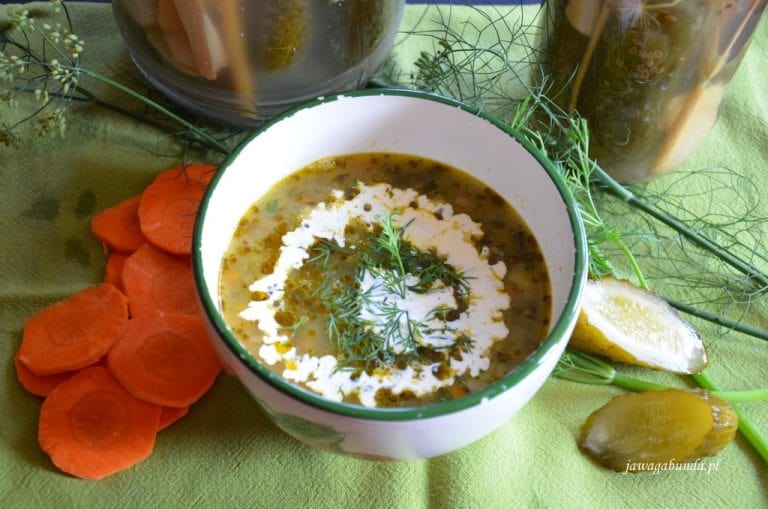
[309,213,471,369]
[0,2,231,154]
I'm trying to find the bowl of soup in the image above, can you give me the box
[193,89,588,459]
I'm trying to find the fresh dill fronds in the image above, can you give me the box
[307,238,350,270]
[0,1,230,154]
[276,315,308,338]
[307,214,472,370]
[377,212,407,273]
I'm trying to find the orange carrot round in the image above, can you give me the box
[104,251,130,291]
[158,405,190,431]
[14,352,78,397]
[91,195,147,253]
[121,243,198,317]
[108,311,221,407]
[18,284,129,376]
[138,164,216,255]
[38,366,162,480]
[153,162,216,185]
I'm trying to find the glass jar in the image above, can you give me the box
[542,0,766,182]
[112,0,405,125]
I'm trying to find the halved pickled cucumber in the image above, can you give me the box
[570,277,708,374]
[579,389,738,472]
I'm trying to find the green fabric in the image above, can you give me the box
[1,2,767,507]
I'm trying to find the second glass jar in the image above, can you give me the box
[113,0,406,125]
[542,0,767,183]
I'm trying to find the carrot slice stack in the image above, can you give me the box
[17,283,129,376]
[104,251,131,291]
[17,161,221,479]
[108,311,221,408]
[38,366,162,480]
[158,405,190,431]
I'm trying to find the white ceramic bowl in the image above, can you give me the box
[193,90,587,460]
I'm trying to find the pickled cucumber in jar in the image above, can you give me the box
[112,0,406,123]
[542,0,767,182]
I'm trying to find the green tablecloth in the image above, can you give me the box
[1,2,767,507]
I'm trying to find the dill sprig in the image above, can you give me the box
[0,1,231,154]
[277,315,308,338]
[308,214,471,370]
[306,238,350,269]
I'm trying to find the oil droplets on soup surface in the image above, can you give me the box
[218,153,552,407]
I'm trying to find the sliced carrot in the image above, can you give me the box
[158,405,190,431]
[122,243,199,317]
[91,195,147,253]
[138,164,215,255]
[107,311,221,407]
[153,163,216,185]
[104,251,131,291]
[18,284,129,376]
[14,352,78,397]
[38,366,162,480]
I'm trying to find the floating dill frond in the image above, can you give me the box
[306,214,471,370]
[307,238,350,270]
[276,315,308,338]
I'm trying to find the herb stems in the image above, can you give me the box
[692,371,768,465]
[664,297,768,342]
[555,349,768,405]
[591,164,768,290]
[78,69,231,155]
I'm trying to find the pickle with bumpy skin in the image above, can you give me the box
[579,389,738,472]
[260,0,307,71]
[345,0,388,63]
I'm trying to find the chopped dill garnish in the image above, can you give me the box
[307,238,349,269]
[276,315,308,338]
[308,212,473,370]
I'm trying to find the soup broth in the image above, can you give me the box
[219,153,552,407]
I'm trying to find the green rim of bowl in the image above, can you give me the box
[193,88,588,421]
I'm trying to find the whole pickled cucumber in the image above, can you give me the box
[345,0,388,63]
[579,389,738,472]
[260,0,307,71]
